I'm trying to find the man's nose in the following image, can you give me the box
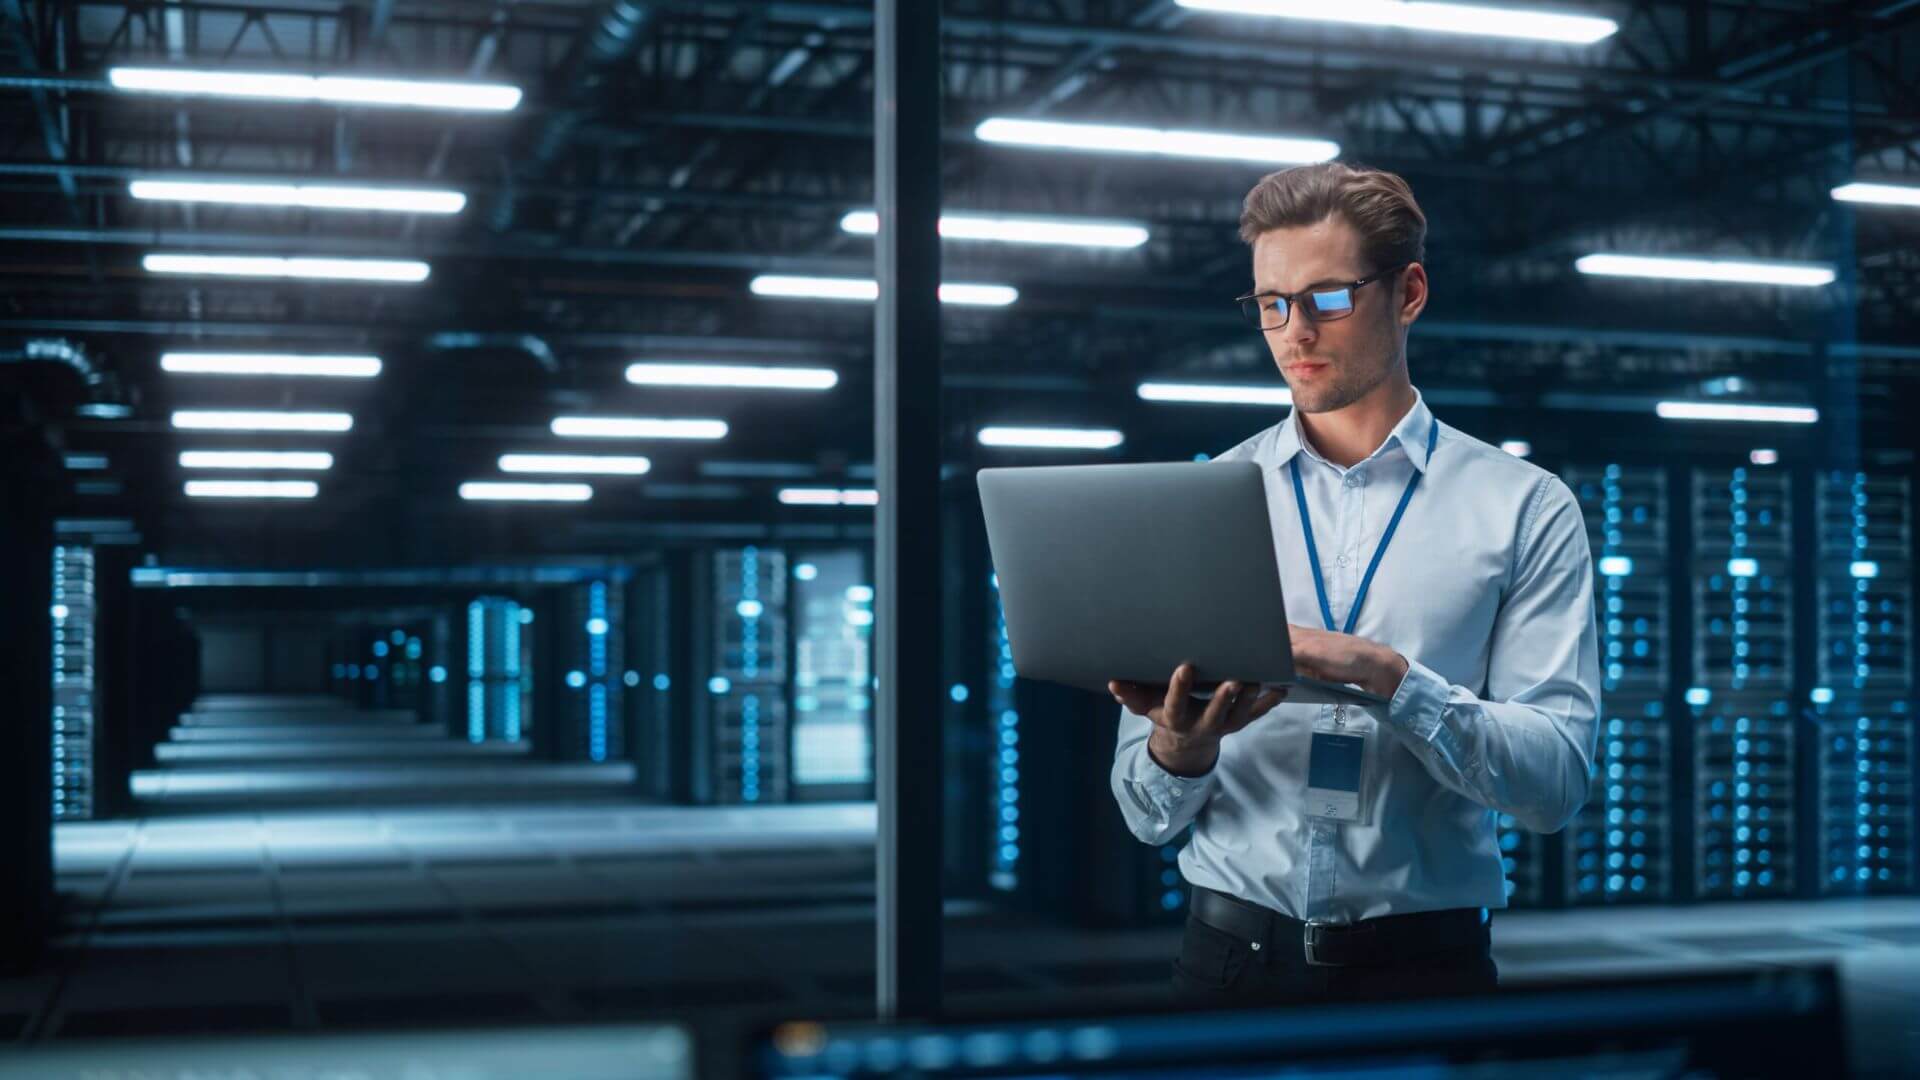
[1277,310,1318,348]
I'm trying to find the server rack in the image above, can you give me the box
[789,549,875,800]
[1812,471,1913,894]
[51,544,95,820]
[1562,464,1674,904]
[466,597,531,744]
[558,579,625,761]
[1691,467,1796,898]
[700,546,791,803]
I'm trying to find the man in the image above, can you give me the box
[1108,161,1601,1003]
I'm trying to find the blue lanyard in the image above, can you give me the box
[1290,418,1439,635]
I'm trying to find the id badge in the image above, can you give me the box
[1305,704,1373,826]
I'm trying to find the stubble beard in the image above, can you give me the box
[1287,355,1393,415]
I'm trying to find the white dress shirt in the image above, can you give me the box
[1109,389,1601,923]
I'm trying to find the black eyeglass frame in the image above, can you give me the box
[1234,262,1413,330]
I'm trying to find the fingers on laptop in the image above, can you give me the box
[1223,686,1287,734]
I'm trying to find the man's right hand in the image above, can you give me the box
[1109,663,1286,778]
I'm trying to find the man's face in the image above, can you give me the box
[1249,215,1412,415]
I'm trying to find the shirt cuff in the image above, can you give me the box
[1131,744,1217,811]
[1385,658,1449,744]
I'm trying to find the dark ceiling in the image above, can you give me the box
[2,0,1916,563]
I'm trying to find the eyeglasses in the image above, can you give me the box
[1235,263,1410,331]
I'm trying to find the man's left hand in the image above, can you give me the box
[1288,624,1410,699]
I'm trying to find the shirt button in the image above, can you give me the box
[1336,554,1350,567]
[1344,474,1363,488]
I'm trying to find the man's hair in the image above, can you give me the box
[1238,161,1426,272]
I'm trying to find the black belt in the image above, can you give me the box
[1190,885,1488,968]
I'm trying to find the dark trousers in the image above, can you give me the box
[1171,911,1498,1004]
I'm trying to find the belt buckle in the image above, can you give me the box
[1302,921,1334,967]
[1303,919,1379,966]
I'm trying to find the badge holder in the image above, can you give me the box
[1304,703,1374,826]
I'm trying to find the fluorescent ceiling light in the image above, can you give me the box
[748,275,1019,307]
[839,210,1149,249]
[777,488,879,506]
[76,403,133,419]
[1575,254,1834,287]
[185,480,318,499]
[131,179,465,214]
[180,451,334,470]
[976,117,1338,165]
[1832,182,1920,209]
[63,453,110,470]
[459,481,593,502]
[938,283,1021,306]
[550,416,728,440]
[498,454,653,475]
[1138,381,1293,406]
[1749,448,1779,465]
[143,253,430,283]
[161,352,382,378]
[107,67,521,111]
[1499,440,1532,458]
[171,410,353,432]
[624,362,838,390]
[978,426,1126,450]
[1175,0,1617,45]
[1654,401,1819,424]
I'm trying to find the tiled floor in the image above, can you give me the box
[2,800,1915,1076]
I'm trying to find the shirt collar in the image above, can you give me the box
[1260,388,1434,474]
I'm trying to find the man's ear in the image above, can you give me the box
[1396,263,1429,328]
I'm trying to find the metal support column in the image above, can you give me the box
[874,0,944,1021]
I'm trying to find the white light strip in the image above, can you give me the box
[1832,182,1920,209]
[180,451,334,471]
[748,274,1019,307]
[978,426,1126,449]
[131,179,466,214]
[1575,253,1834,287]
[144,253,430,283]
[498,454,653,476]
[976,117,1338,165]
[108,68,522,112]
[185,479,319,499]
[939,283,1022,306]
[1175,0,1616,44]
[171,410,354,432]
[550,416,728,440]
[840,210,1150,249]
[624,362,839,390]
[459,481,593,502]
[161,352,382,378]
[777,487,879,506]
[1138,381,1293,406]
[1499,440,1533,458]
[1654,401,1820,424]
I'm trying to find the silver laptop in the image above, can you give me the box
[977,460,1386,706]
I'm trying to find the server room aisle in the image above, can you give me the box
[129,694,638,809]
